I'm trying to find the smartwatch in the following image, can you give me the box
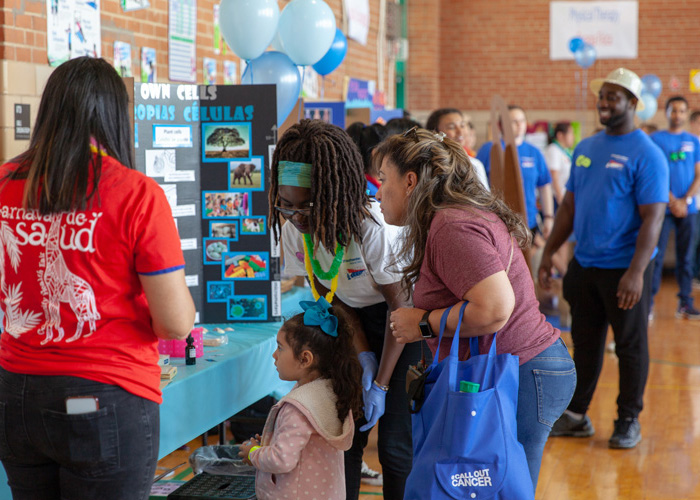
[419,310,435,339]
[686,196,693,205]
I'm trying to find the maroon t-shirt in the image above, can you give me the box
[413,207,559,365]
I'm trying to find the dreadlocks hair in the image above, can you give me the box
[282,307,363,421]
[269,119,373,252]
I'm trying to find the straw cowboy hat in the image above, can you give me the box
[590,68,645,111]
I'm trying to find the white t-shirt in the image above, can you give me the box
[282,201,402,308]
[544,143,572,194]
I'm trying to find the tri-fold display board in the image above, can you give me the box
[133,83,281,324]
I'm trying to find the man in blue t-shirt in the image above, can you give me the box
[538,68,668,450]
[650,96,700,320]
[477,105,554,236]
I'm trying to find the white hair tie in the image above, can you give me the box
[434,132,446,142]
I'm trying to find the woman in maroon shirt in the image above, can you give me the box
[372,126,575,492]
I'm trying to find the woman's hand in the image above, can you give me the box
[389,307,426,344]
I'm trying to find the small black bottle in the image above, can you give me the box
[185,334,197,365]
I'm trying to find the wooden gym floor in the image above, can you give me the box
[156,276,700,499]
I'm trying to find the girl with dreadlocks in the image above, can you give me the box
[269,119,422,500]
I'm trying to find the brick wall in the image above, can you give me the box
[0,0,394,160]
[407,0,700,141]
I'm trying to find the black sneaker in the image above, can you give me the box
[609,417,641,449]
[549,413,595,437]
[676,304,700,320]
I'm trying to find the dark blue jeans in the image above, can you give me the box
[344,302,425,500]
[651,213,697,307]
[516,338,576,492]
[0,367,159,500]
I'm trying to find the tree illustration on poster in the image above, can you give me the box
[133,82,280,324]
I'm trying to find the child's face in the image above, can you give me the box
[273,329,309,382]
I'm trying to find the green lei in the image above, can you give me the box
[302,233,344,280]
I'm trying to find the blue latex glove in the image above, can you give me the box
[357,351,378,393]
[359,382,387,432]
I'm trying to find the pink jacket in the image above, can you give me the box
[250,378,354,500]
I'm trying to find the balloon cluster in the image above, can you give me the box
[568,37,596,69]
[637,74,662,121]
[219,0,348,126]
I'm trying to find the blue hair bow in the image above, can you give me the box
[300,297,338,337]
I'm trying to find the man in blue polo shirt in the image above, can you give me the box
[650,96,700,320]
[538,68,668,449]
[477,105,555,236]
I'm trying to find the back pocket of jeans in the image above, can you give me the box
[41,405,119,476]
[533,366,576,427]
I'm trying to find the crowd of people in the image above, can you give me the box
[1,57,698,500]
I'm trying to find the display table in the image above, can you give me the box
[0,287,313,497]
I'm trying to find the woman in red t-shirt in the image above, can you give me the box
[372,126,575,493]
[0,57,195,500]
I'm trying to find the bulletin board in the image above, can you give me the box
[133,82,281,324]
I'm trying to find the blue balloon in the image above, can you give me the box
[312,29,347,76]
[641,74,662,99]
[573,43,596,69]
[220,0,279,61]
[569,37,584,53]
[636,92,658,121]
[278,0,336,66]
[241,51,301,126]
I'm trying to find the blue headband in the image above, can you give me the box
[278,161,312,188]
[300,297,338,337]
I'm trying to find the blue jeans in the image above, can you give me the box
[651,213,697,307]
[516,338,576,492]
[0,367,159,500]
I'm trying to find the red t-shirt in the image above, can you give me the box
[0,155,185,403]
[413,208,559,365]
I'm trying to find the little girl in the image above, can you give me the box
[238,297,362,500]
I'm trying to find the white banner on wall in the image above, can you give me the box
[550,1,638,60]
[344,0,370,45]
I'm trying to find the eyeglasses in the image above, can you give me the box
[274,204,313,218]
[402,126,420,142]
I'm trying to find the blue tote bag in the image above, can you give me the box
[405,302,534,500]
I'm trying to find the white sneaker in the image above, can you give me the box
[360,461,383,486]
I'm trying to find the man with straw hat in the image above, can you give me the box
[538,68,669,449]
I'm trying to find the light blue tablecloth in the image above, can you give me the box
[0,287,314,497]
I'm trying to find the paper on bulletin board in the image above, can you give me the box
[46,0,101,66]
[114,41,132,77]
[549,1,638,60]
[344,0,369,45]
[168,0,197,82]
[690,70,700,93]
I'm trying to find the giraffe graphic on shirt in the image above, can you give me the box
[0,221,41,338]
[37,214,100,344]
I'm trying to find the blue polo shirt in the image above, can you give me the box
[567,129,669,269]
[476,141,551,229]
[650,130,699,215]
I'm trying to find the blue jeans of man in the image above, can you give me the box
[0,367,159,500]
[517,338,576,491]
[344,302,425,500]
[651,213,697,306]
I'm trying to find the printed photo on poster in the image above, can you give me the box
[203,238,230,264]
[229,156,264,191]
[207,281,234,303]
[227,295,267,321]
[203,57,217,85]
[240,216,266,235]
[202,122,251,162]
[209,219,239,239]
[222,252,269,280]
[114,41,132,77]
[203,191,250,218]
[141,47,156,83]
[145,149,176,178]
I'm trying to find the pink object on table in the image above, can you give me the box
[158,327,204,358]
